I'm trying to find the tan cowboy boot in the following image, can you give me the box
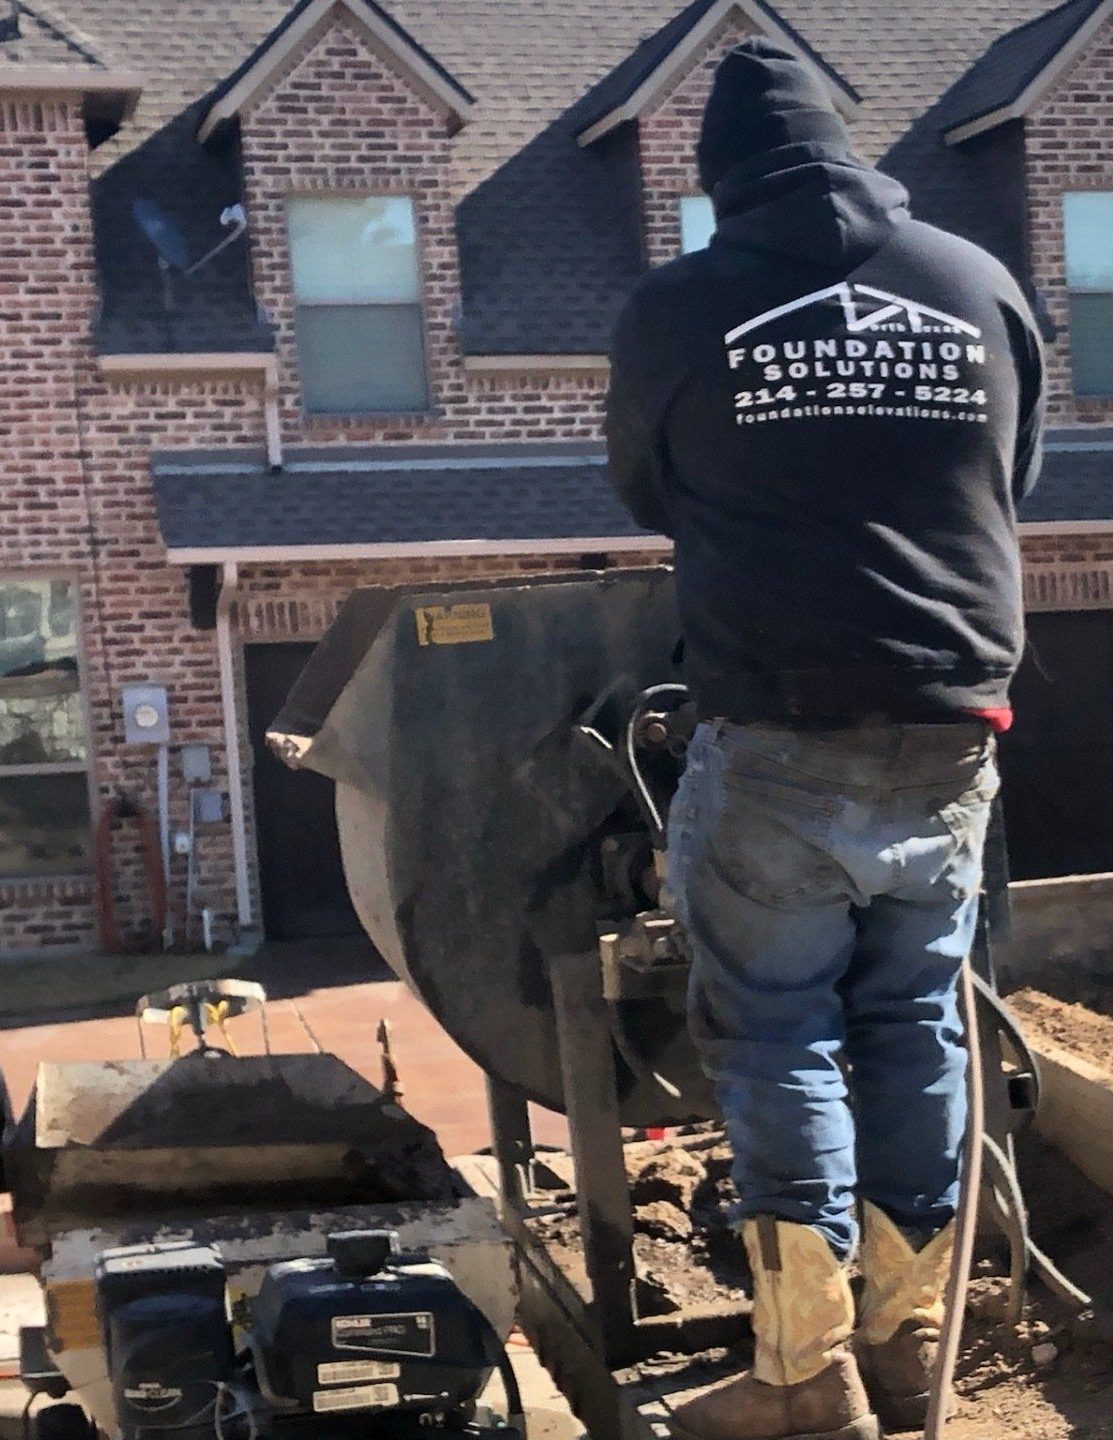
[856,1202,956,1431]
[669,1218,878,1440]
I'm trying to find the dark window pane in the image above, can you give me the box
[1069,292,1113,395]
[0,578,85,763]
[1064,194,1113,290]
[0,671,85,764]
[1,577,77,674]
[0,772,92,877]
[295,304,429,413]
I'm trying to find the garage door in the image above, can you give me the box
[1000,610,1113,880]
[245,643,362,941]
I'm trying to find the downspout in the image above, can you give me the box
[216,561,254,931]
[264,356,283,472]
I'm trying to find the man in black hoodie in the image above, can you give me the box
[606,38,1044,1440]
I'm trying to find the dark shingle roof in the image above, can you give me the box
[457,0,862,356]
[934,0,1107,137]
[92,103,273,356]
[456,110,646,355]
[152,446,648,552]
[573,0,859,141]
[1021,432,1113,523]
[52,0,1059,355]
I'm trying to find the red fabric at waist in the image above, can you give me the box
[965,707,1013,733]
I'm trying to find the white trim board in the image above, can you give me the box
[0,67,142,98]
[198,0,472,144]
[0,67,141,128]
[576,0,859,148]
[165,536,669,564]
[944,0,1113,145]
[1020,520,1113,535]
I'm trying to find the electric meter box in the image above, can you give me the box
[121,684,170,746]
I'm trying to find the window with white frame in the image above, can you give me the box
[679,194,715,254]
[287,195,430,414]
[1063,192,1113,396]
[0,577,92,878]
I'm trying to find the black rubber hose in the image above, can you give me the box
[476,1312,527,1440]
[981,1132,1030,1327]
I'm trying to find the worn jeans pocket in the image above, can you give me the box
[711,749,846,909]
[936,756,1000,849]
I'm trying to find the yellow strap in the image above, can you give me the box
[168,1004,186,1059]
[205,1000,238,1056]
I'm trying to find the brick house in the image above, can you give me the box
[3,0,1113,958]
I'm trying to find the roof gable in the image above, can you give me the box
[575,0,860,147]
[937,0,1111,144]
[197,0,473,144]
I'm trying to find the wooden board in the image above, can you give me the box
[1029,1038,1113,1197]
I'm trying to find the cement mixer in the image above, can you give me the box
[267,568,1064,1435]
[269,568,711,1129]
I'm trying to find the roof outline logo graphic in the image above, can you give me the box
[724,283,982,346]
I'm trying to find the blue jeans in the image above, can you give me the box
[668,719,998,1259]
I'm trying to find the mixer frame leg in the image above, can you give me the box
[487,1077,534,1205]
[550,950,638,1367]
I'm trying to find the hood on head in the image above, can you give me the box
[697,37,848,195]
[696,40,909,271]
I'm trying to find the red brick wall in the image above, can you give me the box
[238,8,609,443]
[0,18,630,956]
[639,13,753,268]
[10,11,1113,957]
[1027,25,1113,421]
[0,97,102,955]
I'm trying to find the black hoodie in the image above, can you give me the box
[606,40,1045,725]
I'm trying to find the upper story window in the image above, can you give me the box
[0,577,92,879]
[1063,192,1113,396]
[287,195,430,414]
[679,195,715,254]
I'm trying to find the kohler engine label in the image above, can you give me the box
[332,1311,436,1357]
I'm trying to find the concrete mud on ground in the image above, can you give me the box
[530,1137,749,1317]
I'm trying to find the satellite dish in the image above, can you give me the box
[132,198,192,271]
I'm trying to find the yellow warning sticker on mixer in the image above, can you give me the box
[414,603,494,647]
[46,1280,100,1352]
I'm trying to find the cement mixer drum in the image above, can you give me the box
[269,568,714,1126]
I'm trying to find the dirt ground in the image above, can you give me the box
[531,1138,748,1317]
[1009,986,1113,1066]
[536,1128,1113,1438]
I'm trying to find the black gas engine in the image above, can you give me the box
[92,1230,521,1440]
